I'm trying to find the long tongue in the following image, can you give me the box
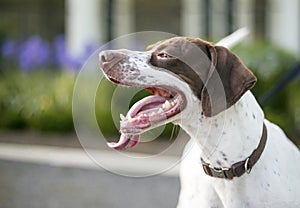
[107,134,140,150]
[106,95,169,150]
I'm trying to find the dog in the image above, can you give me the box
[99,36,300,207]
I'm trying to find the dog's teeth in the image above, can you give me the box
[150,112,156,116]
[120,114,126,120]
[162,100,171,110]
[166,103,171,109]
[165,100,171,108]
[158,108,164,113]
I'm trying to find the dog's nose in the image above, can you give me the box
[99,50,126,72]
[99,50,114,63]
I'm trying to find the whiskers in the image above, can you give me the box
[170,124,180,141]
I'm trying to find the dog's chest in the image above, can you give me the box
[178,120,300,208]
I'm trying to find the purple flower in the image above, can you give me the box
[76,42,99,68]
[18,36,50,71]
[53,35,81,70]
[1,34,101,71]
[53,35,69,67]
[53,35,99,71]
[1,39,16,59]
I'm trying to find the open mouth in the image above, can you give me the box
[107,84,186,150]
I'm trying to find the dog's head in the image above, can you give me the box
[147,37,257,116]
[99,37,256,149]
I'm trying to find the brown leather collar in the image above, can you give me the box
[201,123,268,179]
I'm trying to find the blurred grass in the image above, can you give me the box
[0,70,74,131]
[0,41,299,146]
[95,78,118,139]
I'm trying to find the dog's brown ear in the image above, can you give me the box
[201,45,257,117]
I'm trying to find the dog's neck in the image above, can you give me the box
[179,91,265,167]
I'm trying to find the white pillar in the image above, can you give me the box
[181,0,202,37]
[268,0,300,54]
[211,0,226,39]
[236,0,253,32]
[235,0,254,41]
[114,0,134,37]
[66,0,103,57]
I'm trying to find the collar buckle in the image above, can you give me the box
[201,123,267,180]
[202,162,230,179]
[244,157,252,174]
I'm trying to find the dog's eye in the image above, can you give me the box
[157,52,173,59]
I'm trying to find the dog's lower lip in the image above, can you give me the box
[108,77,120,84]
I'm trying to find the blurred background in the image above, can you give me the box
[0,0,299,145]
[0,0,300,207]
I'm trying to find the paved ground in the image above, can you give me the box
[0,159,180,208]
[0,131,190,208]
[0,130,189,156]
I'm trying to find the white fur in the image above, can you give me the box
[101,33,300,207]
[174,29,300,207]
[177,90,300,208]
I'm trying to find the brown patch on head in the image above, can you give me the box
[147,37,256,117]
[148,37,211,99]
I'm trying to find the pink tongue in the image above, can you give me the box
[107,134,140,150]
[106,96,166,150]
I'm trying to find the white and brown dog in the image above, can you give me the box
[99,33,300,207]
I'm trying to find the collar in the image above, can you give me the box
[201,123,267,179]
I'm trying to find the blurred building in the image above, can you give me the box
[0,0,299,57]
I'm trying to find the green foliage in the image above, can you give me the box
[0,70,75,132]
[0,41,299,147]
[95,79,118,138]
[233,41,300,145]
